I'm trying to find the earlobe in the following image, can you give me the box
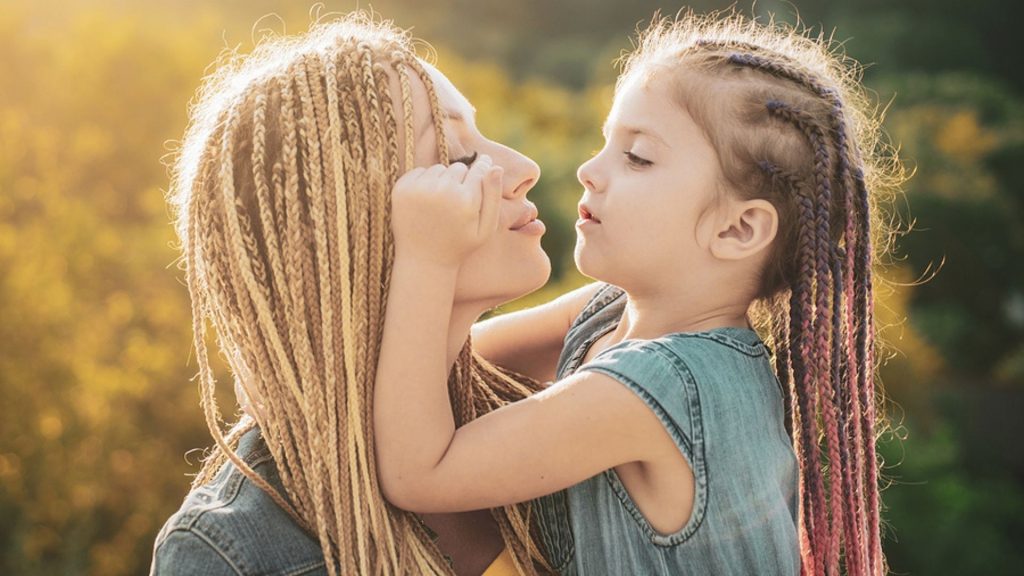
[710,200,778,260]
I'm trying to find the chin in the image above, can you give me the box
[520,249,552,294]
[575,243,628,288]
[498,249,552,304]
[573,242,601,281]
[456,246,551,309]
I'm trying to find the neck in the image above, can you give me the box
[611,283,751,343]
[445,303,483,371]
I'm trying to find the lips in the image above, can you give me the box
[578,204,601,223]
[510,203,540,230]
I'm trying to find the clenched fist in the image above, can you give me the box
[390,154,503,268]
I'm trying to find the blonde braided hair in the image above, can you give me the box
[168,14,554,575]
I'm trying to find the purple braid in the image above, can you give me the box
[751,53,881,574]
[854,164,882,572]
[832,249,864,576]
[765,100,845,572]
[759,160,828,572]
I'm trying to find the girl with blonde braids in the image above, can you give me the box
[151,13,562,576]
[375,10,902,576]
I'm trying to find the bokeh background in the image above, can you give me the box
[2,0,1022,574]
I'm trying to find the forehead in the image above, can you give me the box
[395,59,477,168]
[611,73,666,117]
[606,75,675,131]
[420,60,475,119]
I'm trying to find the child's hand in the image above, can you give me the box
[390,154,503,268]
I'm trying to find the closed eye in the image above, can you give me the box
[624,151,652,167]
[452,151,479,166]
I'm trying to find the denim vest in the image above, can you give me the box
[150,427,327,576]
[534,284,800,575]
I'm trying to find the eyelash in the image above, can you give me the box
[624,151,652,167]
[452,151,479,166]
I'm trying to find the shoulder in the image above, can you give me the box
[579,336,688,391]
[573,339,702,454]
[588,328,768,380]
[665,327,770,359]
[577,328,771,429]
[150,528,242,575]
[152,429,326,576]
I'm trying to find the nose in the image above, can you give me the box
[577,154,600,193]
[487,142,540,199]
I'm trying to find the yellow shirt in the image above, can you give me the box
[481,547,517,576]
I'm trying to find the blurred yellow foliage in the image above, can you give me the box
[935,109,999,162]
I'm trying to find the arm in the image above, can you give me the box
[374,157,671,513]
[379,366,673,513]
[471,281,603,383]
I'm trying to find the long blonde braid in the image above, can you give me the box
[169,14,554,576]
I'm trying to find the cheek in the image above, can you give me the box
[414,133,440,167]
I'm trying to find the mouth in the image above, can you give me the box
[578,204,601,224]
[510,203,541,231]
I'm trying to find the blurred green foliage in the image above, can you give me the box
[0,1,1021,574]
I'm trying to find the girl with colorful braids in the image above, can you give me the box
[151,13,560,576]
[375,11,901,576]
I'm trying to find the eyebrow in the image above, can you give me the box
[601,120,671,148]
[415,107,475,144]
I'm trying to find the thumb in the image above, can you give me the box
[478,165,503,239]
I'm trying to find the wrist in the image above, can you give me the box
[392,252,461,276]
[390,255,461,292]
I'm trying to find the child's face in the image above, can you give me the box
[574,74,722,290]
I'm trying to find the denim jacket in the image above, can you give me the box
[150,427,327,576]
[534,284,801,575]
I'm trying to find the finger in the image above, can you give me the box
[458,154,492,215]
[439,162,470,187]
[478,165,503,238]
[423,163,447,180]
[460,153,492,196]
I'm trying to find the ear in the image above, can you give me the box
[709,199,778,261]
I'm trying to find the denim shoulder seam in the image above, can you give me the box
[163,446,280,536]
[670,331,767,357]
[159,525,246,575]
[581,343,709,547]
[161,464,248,533]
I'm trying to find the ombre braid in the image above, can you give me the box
[620,12,903,576]
[168,14,553,576]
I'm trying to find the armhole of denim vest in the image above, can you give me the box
[578,284,622,323]
[582,343,709,547]
[555,284,625,379]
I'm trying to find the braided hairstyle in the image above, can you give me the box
[168,14,553,576]
[618,12,903,576]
